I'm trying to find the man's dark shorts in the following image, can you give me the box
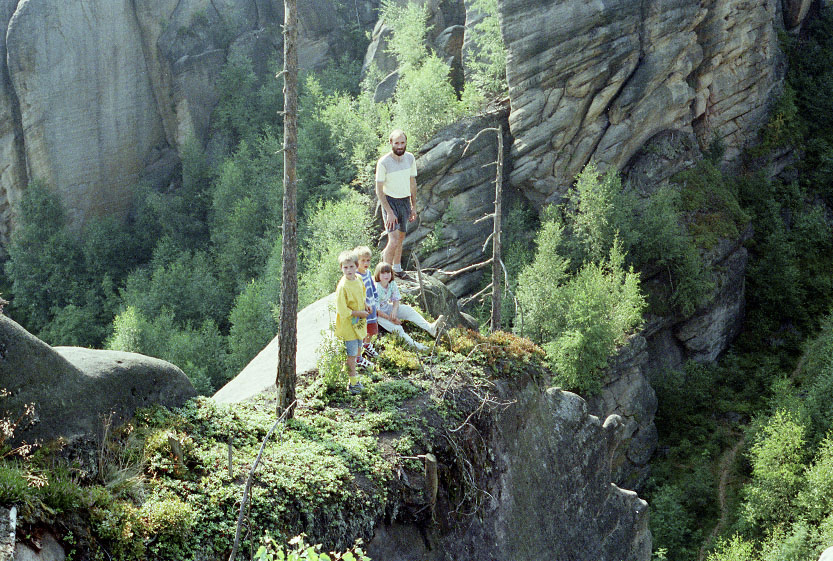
[384,195,411,233]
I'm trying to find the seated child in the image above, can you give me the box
[334,250,371,394]
[354,245,379,367]
[373,261,445,352]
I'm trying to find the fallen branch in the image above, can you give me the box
[435,258,493,278]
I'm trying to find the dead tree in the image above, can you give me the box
[276,0,298,419]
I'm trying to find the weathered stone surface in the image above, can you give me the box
[500,0,787,205]
[587,336,658,491]
[13,532,65,561]
[0,0,379,244]
[0,507,14,561]
[675,243,748,362]
[367,379,651,560]
[0,314,195,447]
[7,0,168,231]
[405,106,511,296]
[784,0,813,29]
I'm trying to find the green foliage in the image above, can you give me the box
[742,409,806,531]
[254,534,370,561]
[210,135,282,293]
[227,275,280,375]
[796,434,833,525]
[391,54,463,149]
[317,329,349,394]
[464,0,508,97]
[515,210,570,343]
[650,484,699,559]
[298,192,374,307]
[107,306,229,395]
[381,0,429,71]
[213,53,282,145]
[517,206,645,393]
[5,181,84,333]
[706,535,755,561]
[543,243,644,393]
[134,137,213,253]
[121,240,228,328]
[672,160,750,250]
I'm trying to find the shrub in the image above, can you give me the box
[517,208,645,394]
[706,535,755,561]
[120,240,228,328]
[741,409,807,530]
[210,134,283,292]
[4,181,83,333]
[298,192,374,307]
[464,0,507,97]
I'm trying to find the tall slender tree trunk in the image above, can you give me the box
[490,125,503,332]
[276,0,298,418]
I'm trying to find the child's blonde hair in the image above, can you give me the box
[353,245,372,259]
[373,261,394,282]
[338,250,358,267]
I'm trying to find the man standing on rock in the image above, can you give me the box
[376,129,417,281]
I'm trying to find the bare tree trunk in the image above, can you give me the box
[490,125,503,332]
[276,0,298,419]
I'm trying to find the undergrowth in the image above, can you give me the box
[1,327,546,560]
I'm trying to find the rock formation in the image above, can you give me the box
[0,314,195,447]
[405,106,512,296]
[0,0,379,245]
[367,374,651,560]
[501,0,786,205]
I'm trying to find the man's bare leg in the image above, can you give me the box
[384,230,404,267]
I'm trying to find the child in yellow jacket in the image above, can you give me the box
[334,250,370,393]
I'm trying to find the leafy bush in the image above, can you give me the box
[298,192,374,307]
[517,204,644,393]
[120,240,228,328]
[741,409,807,531]
[5,181,84,333]
[464,0,507,97]
[107,306,229,395]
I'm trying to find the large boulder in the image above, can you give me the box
[404,106,512,297]
[0,314,195,447]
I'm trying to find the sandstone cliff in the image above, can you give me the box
[0,0,379,244]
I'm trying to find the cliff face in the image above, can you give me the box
[367,372,651,561]
[501,0,785,206]
[0,0,378,243]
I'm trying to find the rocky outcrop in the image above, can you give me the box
[587,336,658,492]
[0,0,379,245]
[407,105,511,296]
[368,375,651,560]
[500,0,786,206]
[214,274,474,403]
[0,314,195,447]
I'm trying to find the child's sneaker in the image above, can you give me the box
[357,356,374,370]
[363,342,379,358]
[349,382,364,394]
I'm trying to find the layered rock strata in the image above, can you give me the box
[500,0,785,205]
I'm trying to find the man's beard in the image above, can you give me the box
[393,146,406,156]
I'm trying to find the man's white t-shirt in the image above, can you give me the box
[375,152,417,199]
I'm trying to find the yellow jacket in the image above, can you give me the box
[335,276,367,340]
